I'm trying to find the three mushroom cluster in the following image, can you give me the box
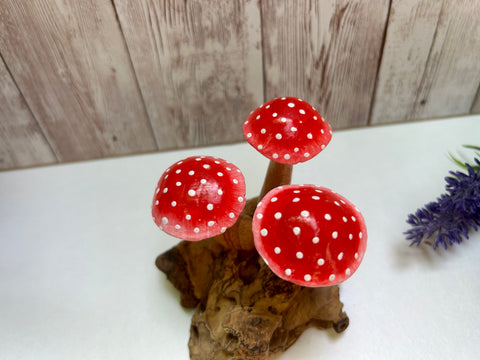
[152,97,367,288]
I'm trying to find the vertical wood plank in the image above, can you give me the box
[261,0,390,129]
[0,0,157,162]
[472,86,480,113]
[114,0,263,148]
[0,55,57,170]
[371,0,480,124]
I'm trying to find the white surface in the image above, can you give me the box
[1,116,479,360]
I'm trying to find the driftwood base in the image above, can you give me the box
[156,238,349,360]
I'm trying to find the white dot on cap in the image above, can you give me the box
[185,214,191,220]
[324,213,332,220]
[175,169,181,174]
[188,189,196,196]
[256,115,260,119]
[203,164,210,169]
[293,227,301,235]
[332,231,338,239]
[261,128,266,134]
[188,170,194,175]
[229,212,235,218]
[304,153,310,157]
[238,196,244,202]
[208,221,215,227]
[317,258,325,266]
[155,200,159,205]
[275,133,282,140]
[217,172,223,177]
[329,274,335,281]
[284,154,290,160]
[312,236,319,244]
[293,197,300,202]
[291,127,297,132]
[271,197,278,202]
[296,251,303,259]
[257,145,263,150]
[299,109,306,114]
[162,217,168,225]
[285,268,292,276]
[301,210,310,217]
[194,227,200,233]
[261,228,268,236]
[313,115,318,120]
[171,201,177,207]
[349,234,353,240]
[233,179,238,184]
[304,274,312,281]
[274,212,282,219]
[176,181,181,186]
[200,179,207,184]
[346,268,351,276]
[256,213,263,219]
[175,224,181,230]
[359,232,363,239]
[355,253,359,259]
[352,216,357,222]
[272,153,279,159]
[307,133,313,139]
[294,147,299,152]
[272,112,278,117]
[217,189,223,195]
[312,196,320,200]
[288,102,295,108]
[337,252,343,260]
[207,204,214,210]
[247,133,252,138]
[274,247,281,254]
[343,216,348,222]
[281,117,287,123]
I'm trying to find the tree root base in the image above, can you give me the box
[156,237,349,359]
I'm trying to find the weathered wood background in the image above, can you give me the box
[1,0,479,170]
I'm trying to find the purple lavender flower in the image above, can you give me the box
[405,158,480,250]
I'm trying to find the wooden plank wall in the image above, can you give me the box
[1,0,479,170]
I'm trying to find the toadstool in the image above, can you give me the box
[252,184,367,287]
[152,156,246,241]
[243,97,332,201]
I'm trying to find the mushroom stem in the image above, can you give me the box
[258,161,293,203]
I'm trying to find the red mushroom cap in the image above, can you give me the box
[243,97,332,164]
[252,184,367,287]
[152,156,246,241]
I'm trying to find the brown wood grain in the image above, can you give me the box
[0,55,57,170]
[371,0,480,124]
[0,0,157,162]
[261,0,390,129]
[114,0,263,149]
[472,85,480,114]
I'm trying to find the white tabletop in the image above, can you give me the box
[1,116,479,360]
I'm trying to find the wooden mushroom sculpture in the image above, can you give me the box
[153,97,368,360]
[253,185,367,287]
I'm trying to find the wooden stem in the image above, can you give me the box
[215,161,292,250]
[258,161,293,205]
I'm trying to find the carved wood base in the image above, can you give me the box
[156,237,349,359]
